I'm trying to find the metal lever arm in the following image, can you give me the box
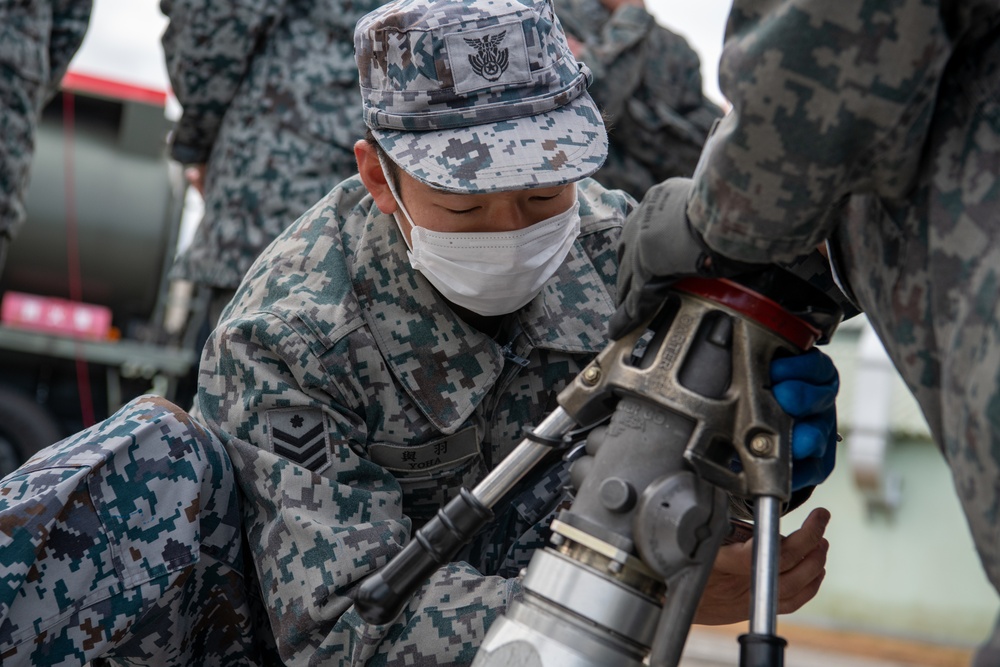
[354,487,493,625]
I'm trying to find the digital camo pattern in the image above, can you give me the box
[555,0,723,199]
[0,395,257,666]
[655,0,1000,652]
[196,176,633,664]
[356,0,608,193]
[0,0,92,241]
[161,0,387,289]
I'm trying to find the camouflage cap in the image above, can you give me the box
[355,0,608,193]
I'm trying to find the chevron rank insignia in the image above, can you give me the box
[266,407,330,473]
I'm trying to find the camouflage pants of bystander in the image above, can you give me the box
[0,395,261,666]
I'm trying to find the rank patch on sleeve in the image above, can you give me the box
[266,407,331,473]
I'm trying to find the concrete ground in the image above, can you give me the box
[681,624,974,667]
[81,622,975,666]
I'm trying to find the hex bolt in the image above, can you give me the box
[550,533,565,547]
[750,434,771,456]
[608,560,624,574]
[582,366,601,386]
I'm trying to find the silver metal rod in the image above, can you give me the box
[472,407,577,507]
[749,495,782,636]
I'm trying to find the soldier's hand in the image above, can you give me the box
[185,164,207,197]
[599,0,645,12]
[610,177,761,340]
[565,33,584,58]
[693,507,830,626]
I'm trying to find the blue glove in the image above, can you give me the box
[770,349,840,491]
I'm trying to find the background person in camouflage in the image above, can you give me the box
[159,0,389,329]
[555,0,724,200]
[0,0,92,275]
[0,395,261,666]
[195,0,837,662]
[611,0,1000,663]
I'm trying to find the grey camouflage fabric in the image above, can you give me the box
[357,0,608,193]
[196,176,633,664]
[0,0,92,244]
[637,0,1000,655]
[555,0,723,200]
[0,395,260,666]
[161,0,387,290]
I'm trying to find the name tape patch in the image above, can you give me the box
[369,426,480,473]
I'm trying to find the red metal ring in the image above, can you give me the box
[672,277,821,351]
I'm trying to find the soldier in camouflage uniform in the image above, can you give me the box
[612,0,1000,662]
[555,0,724,200]
[0,0,92,274]
[194,0,837,662]
[0,395,261,666]
[159,0,389,326]
[0,0,836,662]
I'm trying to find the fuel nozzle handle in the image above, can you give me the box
[355,488,493,625]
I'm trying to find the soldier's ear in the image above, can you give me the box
[355,140,398,216]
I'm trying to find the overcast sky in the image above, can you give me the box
[69,0,731,104]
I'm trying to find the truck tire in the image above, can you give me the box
[0,384,63,478]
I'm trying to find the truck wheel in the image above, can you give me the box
[0,385,63,478]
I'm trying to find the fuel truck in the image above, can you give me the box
[0,71,196,477]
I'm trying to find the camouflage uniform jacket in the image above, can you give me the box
[555,0,723,200]
[160,0,386,289]
[686,0,1000,593]
[0,0,92,240]
[197,176,634,665]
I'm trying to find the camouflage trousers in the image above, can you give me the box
[0,395,261,666]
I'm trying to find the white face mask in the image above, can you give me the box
[380,157,581,317]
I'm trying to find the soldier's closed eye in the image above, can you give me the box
[443,206,481,214]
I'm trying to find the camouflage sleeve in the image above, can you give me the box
[604,15,723,182]
[47,0,92,97]
[159,0,286,164]
[687,0,953,263]
[198,313,519,664]
[572,4,724,183]
[570,4,653,120]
